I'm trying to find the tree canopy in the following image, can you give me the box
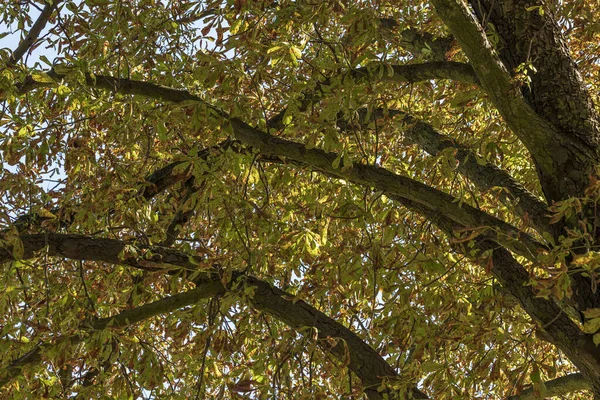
[1,0,600,398]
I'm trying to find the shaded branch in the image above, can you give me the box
[12,139,232,232]
[267,61,477,130]
[0,233,202,271]
[0,281,224,388]
[5,61,477,105]
[0,233,428,399]
[229,118,546,260]
[159,177,204,247]
[342,108,551,235]
[400,115,550,232]
[394,197,600,391]
[7,0,62,66]
[507,373,590,400]
[378,18,454,61]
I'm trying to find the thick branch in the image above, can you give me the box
[244,276,428,399]
[507,373,591,400]
[356,62,477,86]
[0,281,223,388]
[398,29,454,61]
[430,0,598,203]
[228,118,545,260]
[5,61,476,106]
[468,0,600,150]
[7,0,61,66]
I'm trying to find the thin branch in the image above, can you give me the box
[7,0,62,66]
[140,139,232,199]
[507,373,591,400]
[0,281,224,388]
[267,61,477,130]
[11,139,232,232]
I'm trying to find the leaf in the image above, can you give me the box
[583,308,600,319]
[31,72,56,83]
[1,226,24,260]
[267,45,282,54]
[289,46,302,59]
[583,317,600,334]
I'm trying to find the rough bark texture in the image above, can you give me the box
[465,0,600,203]
[469,0,600,151]
[464,0,600,318]
[432,0,600,204]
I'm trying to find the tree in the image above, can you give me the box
[1,0,600,398]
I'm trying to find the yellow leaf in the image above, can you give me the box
[583,308,600,319]
[31,72,56,83]
[583,317,600,334]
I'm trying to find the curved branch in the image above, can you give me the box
[29,74,542,259]
[7,0,62,66]
[400,115,550,233]
[338,108,551,235]
[244,276,428,399]
[0,233,428,399]
[230,115,544,259]
[395,197,600,391]
[13,139,232,232]
[507,373,591,400]
[267,61,477,130]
